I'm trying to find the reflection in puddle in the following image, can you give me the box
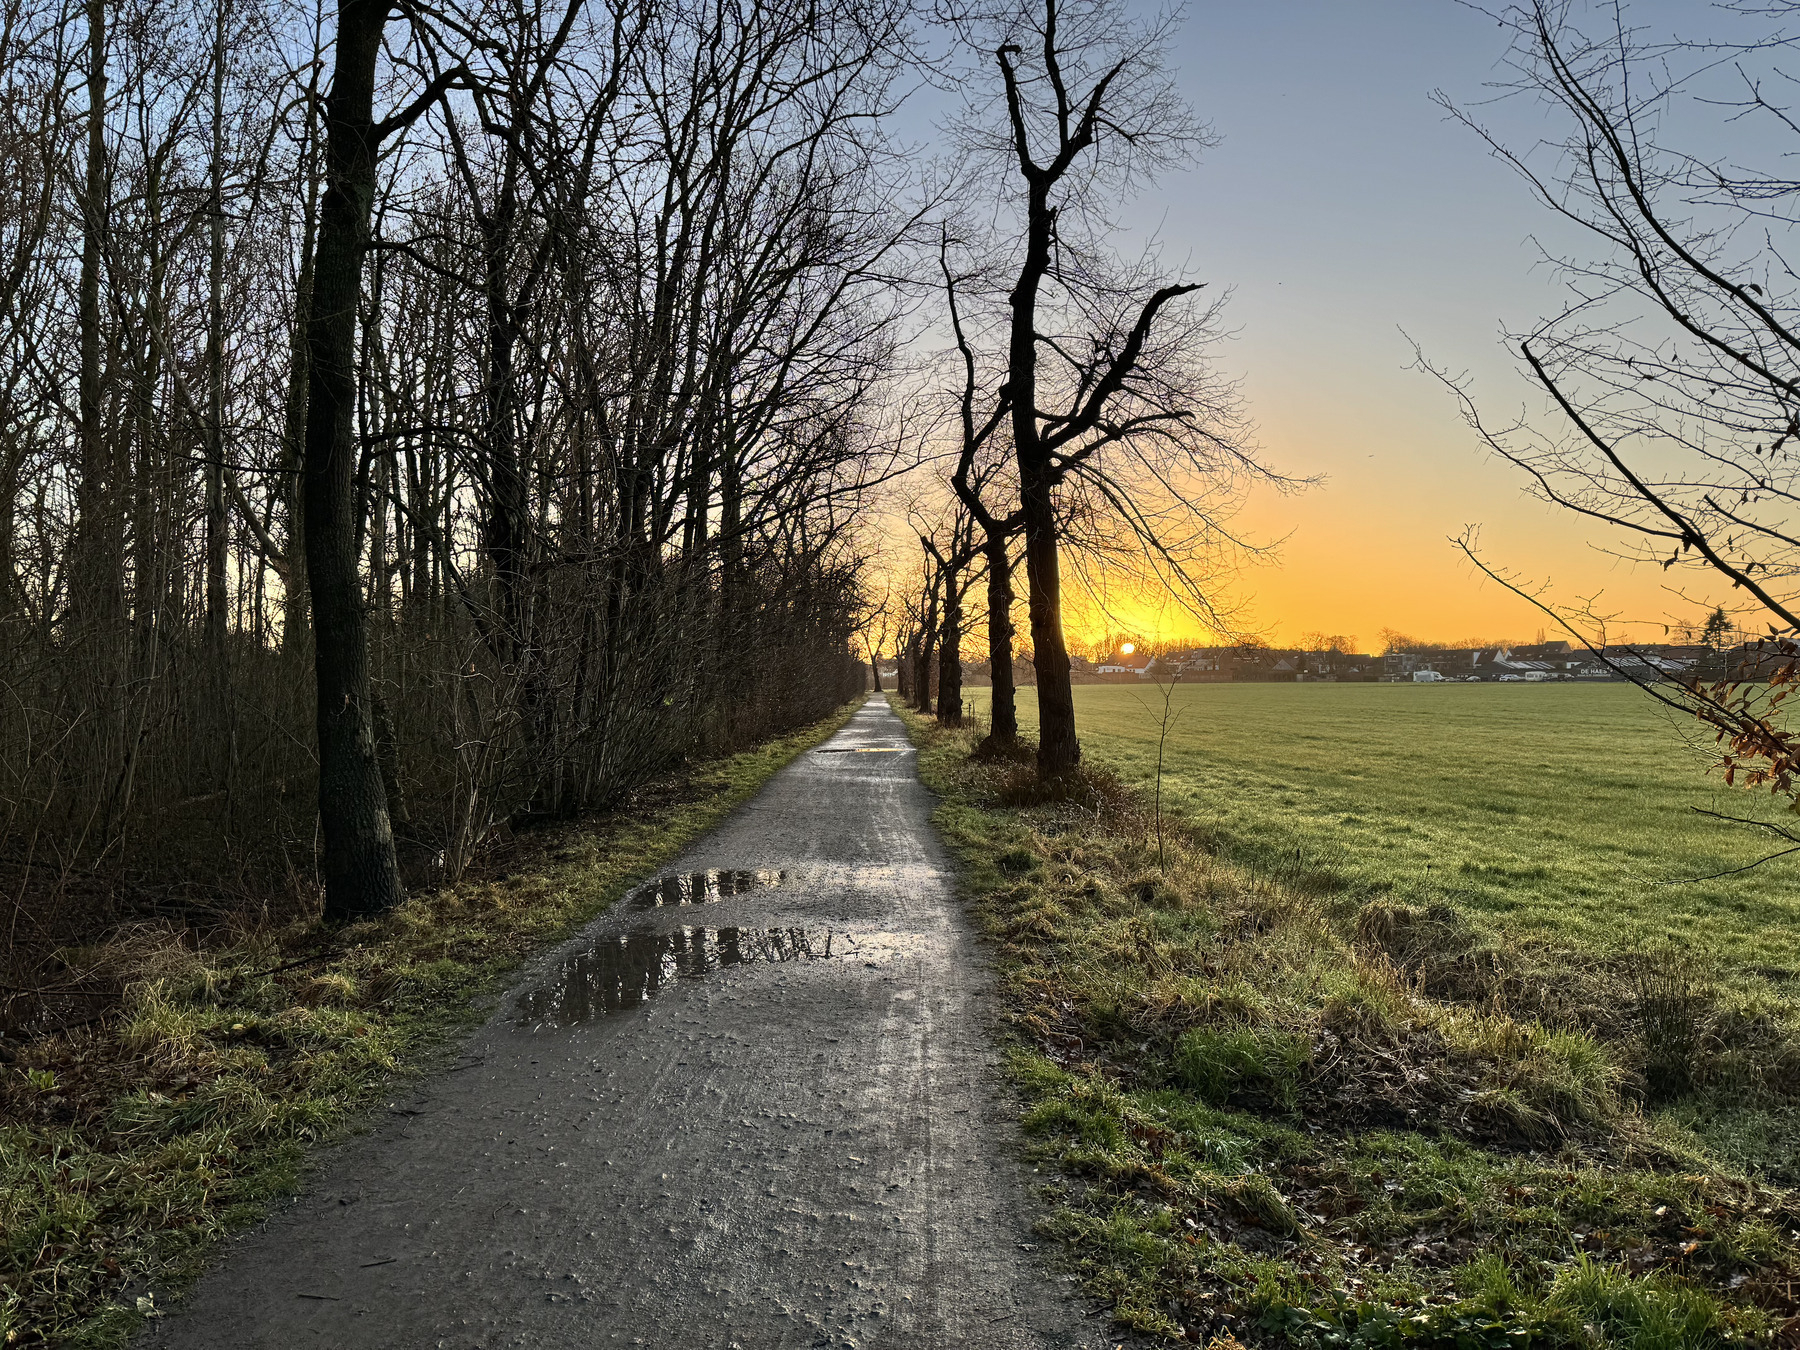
[519,926,829,1026]
[624,869,786,910]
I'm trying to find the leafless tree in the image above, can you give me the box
[947,0,1287,778]
[1439,1,1800,854]
[0,0,911,1022]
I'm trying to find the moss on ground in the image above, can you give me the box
[0,700,859,1348]
[894,698,1800,1349]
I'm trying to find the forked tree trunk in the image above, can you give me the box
[303,0,403,920]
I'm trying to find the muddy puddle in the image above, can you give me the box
[623,868,786,910]
[519,925,830,1026]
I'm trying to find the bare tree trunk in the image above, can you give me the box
[72,0,118,631]
[937,559,963,726]
[915,584,937,716]
[981,532,1017,746]
[281,68,323,663]
[203,0,227,657]
[1020,458,1077,772]
[303,0,403,920]
[1012,167,1079,775]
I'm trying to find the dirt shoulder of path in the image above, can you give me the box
[0,699,862,1349]
[890,698,1800,1350]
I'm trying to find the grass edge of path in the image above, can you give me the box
[888,695,1799,1350]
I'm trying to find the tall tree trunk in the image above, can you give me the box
[915,588,937,716]
[980,530,1017,748]
[72,0,119,632]
[130,164,166,681]
[868,649,882,692]
[1012,177,1080,776]
[937,564,963,726]
[203,0,227,657]
[303,0,403,920]
[281,66,323,662]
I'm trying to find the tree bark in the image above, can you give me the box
[937,561,963,725]
[303,0,403,920]
[72,0,120,632]
[914,587,937,716]
[281,55,324,662]
[1011,175,1079,775]
[203,0,227,657]
[981,531,1017,747]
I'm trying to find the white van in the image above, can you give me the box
[1411,670,1446,683]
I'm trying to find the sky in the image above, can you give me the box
[915,0,1732,651]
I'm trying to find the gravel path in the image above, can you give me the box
[139,698,1107,1349]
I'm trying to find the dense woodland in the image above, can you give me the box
[0,0,1274,1033]
[0,0,911,998]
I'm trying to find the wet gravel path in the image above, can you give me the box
[140,699,1106,1349]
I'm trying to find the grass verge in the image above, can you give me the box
[893,698,1800,1349]
[0,698,860,1348]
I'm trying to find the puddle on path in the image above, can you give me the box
[519,926,830,1026]
[624,868,786,911]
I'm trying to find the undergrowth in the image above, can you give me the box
[0,699,859,1348]
[894,699,1800,1349]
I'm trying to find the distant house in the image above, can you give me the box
[1384,649,1479,681]
[1096,649,1152,682]
[1297,649,1380,682]
[1726,641,1797,683]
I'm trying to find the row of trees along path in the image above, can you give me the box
[883,0,1287,770]
[1,0,1287,1008]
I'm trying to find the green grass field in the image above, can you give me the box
[964,683,1799,971]
[906,688,1800,1345]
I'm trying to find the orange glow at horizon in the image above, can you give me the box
[1040,399,1728,655]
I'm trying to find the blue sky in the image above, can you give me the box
[913,0,1735,646]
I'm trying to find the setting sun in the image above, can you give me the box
[1120,643,1135,655]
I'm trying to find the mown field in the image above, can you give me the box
[902,687,1800,1347]
[964,683,1800,972]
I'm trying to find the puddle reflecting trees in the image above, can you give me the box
[624,869,787,910]
[519,926,829,1026]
